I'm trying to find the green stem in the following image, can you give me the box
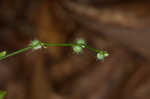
[42,43,77,47]
[43,43,101,52]
[0,46,32,60]
[0,42,102,60]
[84,45,101,53]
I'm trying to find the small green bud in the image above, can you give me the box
[73,45,82,54]
[103,51,109,57]
[0,90,6,99]
[73,38,86,54]
[30,40,42,50]
[0,51,7,58]
[97,51,109,60]
[97,51,104,60]
[76,38,86,48]
[40,43,47,48]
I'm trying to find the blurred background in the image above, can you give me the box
[0,0,150,99]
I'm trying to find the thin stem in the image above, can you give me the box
[42,43,77,47]
[84,45,101,53]
[43,43,101,52]
[0,42,102,60]
[0,46,32,60]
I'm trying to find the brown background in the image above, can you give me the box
[0,0,150,99]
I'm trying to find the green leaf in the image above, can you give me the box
[0,91,6,99]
